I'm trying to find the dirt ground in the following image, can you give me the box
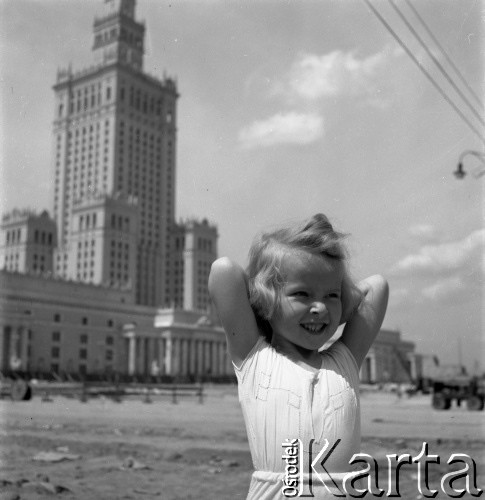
[0,386,483,499]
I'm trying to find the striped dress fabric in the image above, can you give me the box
[234,336,361,499]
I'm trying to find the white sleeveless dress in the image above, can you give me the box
[234,336,361,499]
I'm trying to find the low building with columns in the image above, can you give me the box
[123,310,230,378]
[0,270,230,379]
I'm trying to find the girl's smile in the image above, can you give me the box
[300,322,327,334]
[269,250,343,358]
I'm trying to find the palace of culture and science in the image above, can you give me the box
[0,0,231,379]
[0,0,419,384]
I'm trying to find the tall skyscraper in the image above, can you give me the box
[51,0,178,306]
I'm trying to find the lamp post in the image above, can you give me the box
[454,150,485,179]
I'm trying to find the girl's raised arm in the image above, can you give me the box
[208,257,261,367]
[340,274,389,368]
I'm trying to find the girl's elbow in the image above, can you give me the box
[208,258,242,295]
[370,275,389,311]
[367,275,389,294]
[208,260,225,297]
[209,257,234,285]
[379,276,389,297]
[359,275,388,298]
[361,275,389,310]
[374,274,389,294]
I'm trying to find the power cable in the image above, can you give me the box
[389,0,485,127]
[404,0,483,110]
[362,0,485,145]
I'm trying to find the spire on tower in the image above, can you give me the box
[92,0,145,70]
[103,0,136,19]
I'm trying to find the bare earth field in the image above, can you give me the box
[1,386,484,500]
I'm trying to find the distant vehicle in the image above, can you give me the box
[432,375,485,411]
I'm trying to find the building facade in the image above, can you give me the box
[168,219,218,311]
[51,0,178,307]
[360,328,417,384]
[0,210,56,275]
[0,271,230,378]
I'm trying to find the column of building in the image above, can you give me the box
[0,325,30,372]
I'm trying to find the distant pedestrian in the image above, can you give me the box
[150,360,160,377]
[209,213,389,499]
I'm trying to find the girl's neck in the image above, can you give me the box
[271,336,321,371]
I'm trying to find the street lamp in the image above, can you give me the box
[454,150,485,179]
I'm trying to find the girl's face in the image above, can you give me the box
[269,250,343,354]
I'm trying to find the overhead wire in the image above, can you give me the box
[404,0,483,110]
[389,0,485,127]
[361,0,485,146]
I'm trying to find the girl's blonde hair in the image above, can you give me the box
[246,213,348,340]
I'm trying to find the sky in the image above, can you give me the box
[1,0,484,371]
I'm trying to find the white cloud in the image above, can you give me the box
[389,229,485,276]
[238,112,323,149]
[274,46,400,103]
[408,224,441,243]
[239,46,402,150]
[389,229,484,306]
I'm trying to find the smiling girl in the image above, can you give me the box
[208,213,389,499]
